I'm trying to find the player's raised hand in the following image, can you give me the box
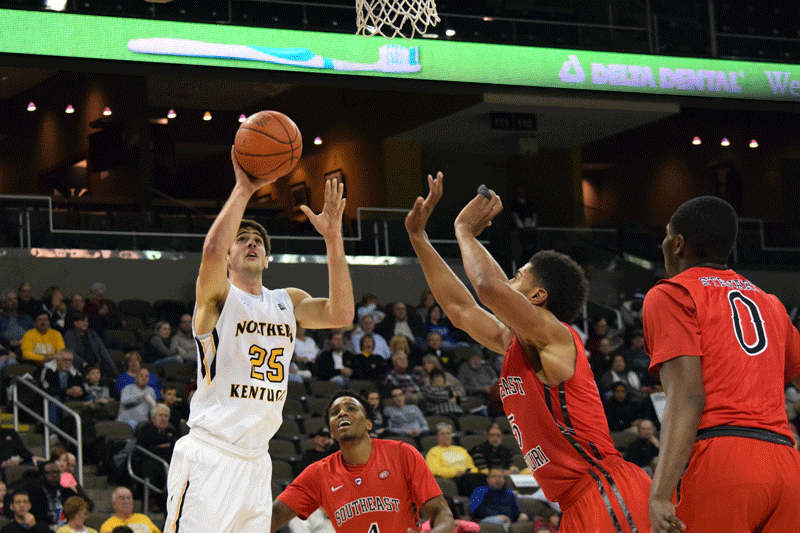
[405,172,443,237]
[230,146,265,197]
[302,178,346,240]
[650,498,686,533]
[454,185,503,237]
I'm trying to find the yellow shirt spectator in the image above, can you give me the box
[425,423,478,478]
[99,514,161,533]
[21,312,65,363]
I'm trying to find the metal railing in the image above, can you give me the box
[126,442,170,511]
[11,376,84,486]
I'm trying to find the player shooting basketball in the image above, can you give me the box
[271,390,454,533]
[405,173,652,533]
[164,148,355,533]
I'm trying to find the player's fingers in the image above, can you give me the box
[298,205,314,219]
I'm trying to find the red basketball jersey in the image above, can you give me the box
[644,267,800,439]
[278,439,442,533]
[500,326,621,504]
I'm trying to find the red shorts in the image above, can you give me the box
[559,455,652,533]
[676,436,800,533]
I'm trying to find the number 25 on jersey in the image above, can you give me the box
[249,345,284,382]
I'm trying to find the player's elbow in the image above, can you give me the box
[201,239,227,262]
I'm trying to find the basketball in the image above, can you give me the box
[234,110,303,182]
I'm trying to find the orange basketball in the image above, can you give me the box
[234,110,302,182]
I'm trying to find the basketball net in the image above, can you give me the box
[356,0,440,40]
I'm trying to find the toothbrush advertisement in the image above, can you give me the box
[4,8,800,102]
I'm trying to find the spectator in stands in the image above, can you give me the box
[389,334,421,370]
[622,328,651,384]
[469,467,528,529]
[3,460,78,528]
[168,314,196,365]
[425,422,479,496]
[422,331,459,375]
[16,283,41,322]
[117,369,157,430]
[40,350,86,430]
[64,295,85,332]
[0,481,5,515]
[366,391,387,437]
[376,302,425,352]
[421,354,466,401]
[313,331,357,387]
[382,350,423,404]
[384,386,428,439]
[589,334,617,379]
[469,423,516,475]
[624,418,660,473]
[56,495,96,533]
[63,312,117,378]
[354,334,386,380]
[143,322,182,368]
[292,325,319,371]
[0,291,34,353]
[113,352,162,401]
[0,408,44,481]
[1,490,49,533]
[416,290,437,325]
[50,448,92,512]
[83,283,119,335]
[298,427,336,473]
[603,382,641,433]
[161,385,188,432]
[98,487,159,533]
[349,314,390,360]
[619,289,645,329]
[457,353,497,401]
[423,304,460,348]
[135,404,177,510]
[40,287,68,335]
[598,354,641,396]
[420,369,463,417]
[21,312,65,365]
[355,292,385,325]
[83,366,112,416]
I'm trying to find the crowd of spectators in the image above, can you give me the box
[2,279,799,533]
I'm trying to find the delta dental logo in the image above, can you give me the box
[558,55,744,93]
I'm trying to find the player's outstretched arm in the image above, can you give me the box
[405,173,512,354]
[649,355,704,533]
[414,495,454,533]
[453,188,575,385]
[270,499,299,533]
[195,148,265,335]
[289,178,354,329]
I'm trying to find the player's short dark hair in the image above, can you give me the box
[326,390,374,423]
[527,250,588,323]
[669,196,737,263]
[238,219,270,256]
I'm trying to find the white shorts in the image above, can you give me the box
[164,431,274,533]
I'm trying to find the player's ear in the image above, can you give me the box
[529,287,547,306]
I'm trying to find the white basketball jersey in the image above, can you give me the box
[189,282,294,452]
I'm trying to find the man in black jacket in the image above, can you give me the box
[40,350,86,429]
[3,461,78,527]
[313,331,359,386]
